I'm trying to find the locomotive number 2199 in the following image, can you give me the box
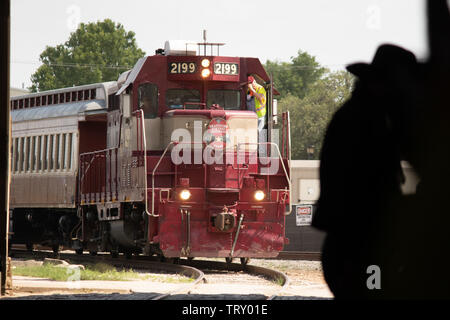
[169,62,197,74]
[214,62,239,75]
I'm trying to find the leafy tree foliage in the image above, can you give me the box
[265,50,327,99]
[30,19,145,92]
[273,66,355,159]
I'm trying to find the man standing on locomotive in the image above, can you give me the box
[247,76,267,156]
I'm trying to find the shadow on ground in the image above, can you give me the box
[2,292,331,300]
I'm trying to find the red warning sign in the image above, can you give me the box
[296,205,313,226]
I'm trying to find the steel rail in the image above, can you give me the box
[181,259,290,300]
[275,251,321,261]
[11,248,291,300]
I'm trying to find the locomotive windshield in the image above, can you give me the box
[207,90,240,110]
[166,89,201,109]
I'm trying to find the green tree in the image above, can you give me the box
[277,70,355,159]
[265,50,327,99]
[322,70,355,106]
[30,19,145,92]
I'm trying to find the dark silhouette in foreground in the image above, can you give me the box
[313,0,450,299]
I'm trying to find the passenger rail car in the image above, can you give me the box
[9,41,291,261]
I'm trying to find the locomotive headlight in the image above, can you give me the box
[180,189,191,201]
[254,190,265,201]
[201,58,211,68]
[201,68,211,78]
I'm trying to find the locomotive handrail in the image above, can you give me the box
[151,141,207,217]
[286,112,292,210]
[132,109,155,218]
[151,141,176,217]
[79,148,113,187]
[80,147,118,157]
[236,142,291,214]
[79,152,104,181]
[79,153,99,203]
[79,147,119,204]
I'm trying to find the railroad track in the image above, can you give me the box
[276,251,321,261]
[9,249,290,300]
[182,259,290,300]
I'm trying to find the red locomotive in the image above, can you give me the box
[9,41,291,263]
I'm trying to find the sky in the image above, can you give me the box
[10,0,427,90]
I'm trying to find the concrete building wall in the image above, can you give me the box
[285,160,420,252]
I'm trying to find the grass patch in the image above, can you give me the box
[13,262,194,283]
[81,263,145,281]
[13,264,75,281]
[273,275,285,286]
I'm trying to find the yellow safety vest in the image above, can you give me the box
[254,85,267,118]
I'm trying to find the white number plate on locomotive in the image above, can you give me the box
[169,62,197,74]
[214,62,239,75]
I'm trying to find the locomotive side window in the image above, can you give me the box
[207,90,240,110]
[166,89,201,109]
[138,83,159,119]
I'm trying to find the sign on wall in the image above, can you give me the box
[296,205,313,226]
